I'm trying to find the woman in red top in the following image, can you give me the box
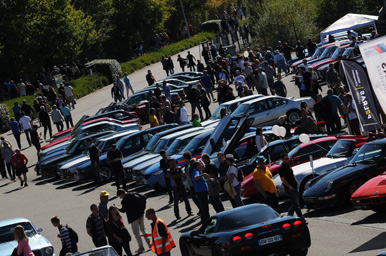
[14,225,34,256]
[11,149,29,187]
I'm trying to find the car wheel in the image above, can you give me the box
[99,166,112,182]
[287,110,300,124]
[348,179,365,196]
[212,246,223,256]
[180,242,192,256]
[290,248,308,256]
[299,175,317,204]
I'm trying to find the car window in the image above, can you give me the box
[297,141,334,162]
[248,100,268,114]
[268,98,287,108]
[127,95,143,105]
[193,137,209,155]
[102,140,115,152]
[142,134,151,144]
[113,112,127,120]
[200,217,218,234]
[0,222,37,243]
[122,136,142,151]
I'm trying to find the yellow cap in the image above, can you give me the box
[100,190,110,197]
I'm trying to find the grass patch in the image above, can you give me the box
[3,95,38,119]
[239,18,249,27]
[121,32,217,74]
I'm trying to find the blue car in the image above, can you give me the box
[76,124,177,182]
[0,218,54,256]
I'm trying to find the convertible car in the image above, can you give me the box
[351,173,386,213]
[303,139,386,209]
[179,204,311,256]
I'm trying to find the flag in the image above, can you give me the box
[341,60,381,132]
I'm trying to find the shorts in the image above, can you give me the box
[16,166,28,176]
[205,86,213,94]
[33,142,41,151]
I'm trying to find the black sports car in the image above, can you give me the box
[179,204,311,256]
[302,138,386,209]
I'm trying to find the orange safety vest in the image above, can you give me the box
[151,218,176,255]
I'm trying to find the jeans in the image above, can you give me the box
[42,123,52,138]
[93,236,108,247]
[196,191,210,223]
[277,60,287,75]
[331,112,342,131]
[5,162,15,180]
[229,183,244,208]
[119,86,125,100]
[66,96,75,109]
[209,195,224,213]
[285,188,303,218]
[91,161,101,184]
[13,133,21,149]
[202,105,211,119]
[113,166,126,190]
[64,115,74,129]
[173,186,192,218]
[190,102,204,121]
[131,215,150,248]
[126,86,135,97]
[189,186,201,209]
[0,159,6,178]
[55,121,64,132]
[259,192,279,212]
[24,128,32,146]
[159,251,171,256]
[164,174,173,201]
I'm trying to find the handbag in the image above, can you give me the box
[111,219,132,242]
[11,248,22,256]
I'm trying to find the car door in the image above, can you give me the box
[266,97,289,125]
[121,136,142,156]
[189,218,218,256]
[223,118,254,157]
[248,100,272,126]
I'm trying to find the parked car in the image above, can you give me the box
[230,96,315,126]
[74,124,177,182]
[123,90,181,106]
[303,139,386,209]
[290,42,340,69]
[210,94,264,120]
[179,204,310,256]
[241,136,340,198]
[351,173,386,213]
[274,137,368,199]
[140,83,187,100]
[72,245,119,256]
[310,44,350,71]
[0,218,54,256]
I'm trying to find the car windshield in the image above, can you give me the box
[153,138,174,154]
[166,137,193,155]
[66,139,79,152]
[231,104,249,118]
[70,116,87,136]
[275,146,301,165]
[326,140,354,158]
[0,222,37,243]
[68,140,82,154]
[180,136,206,155]
[350,143,383,164]
[146,134,161,151]
[331,48,344,59]
[320,46,336,58]
[211,104,227,120]
[216,206,278,232]
[312,47,322,58]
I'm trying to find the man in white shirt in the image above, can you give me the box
[234,71,246,88]
[17,79,26,96]
[64,83,75,109]
[178,101,189,125]
[299,59,310,71]
[19,112,33,147]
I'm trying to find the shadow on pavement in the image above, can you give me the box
[0,181,13,188]
[34,177,57,185]
[176,216,200,229]
[349,232,386,253]
[179,222,201,233]
[351,212,386,225]
[4,187,23,194]
[302,204,355,218]
[56,180,82,190]
[156,204,172,213]
[73,181,96,191]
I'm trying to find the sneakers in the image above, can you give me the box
[24,183,28,187]
[135,246,145,253]
[20,180,24,187]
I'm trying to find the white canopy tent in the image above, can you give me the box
[320,13,378,44]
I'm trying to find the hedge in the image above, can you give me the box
[0,104,10,132]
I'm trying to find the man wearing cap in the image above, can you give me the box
[99,190,109,219]
[253,156,278,212]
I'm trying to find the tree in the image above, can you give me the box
[245,0,319,48]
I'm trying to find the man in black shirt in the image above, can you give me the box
[154,83,162,101]
[279,153,303,218]
[202,153,224,213]
[87,138,101,185]
[107,144,126,191]
[31,125,41,159]
[163,106,177,124]
[21,99,35,117]
[160,150,173,204]
[168,158,192,219]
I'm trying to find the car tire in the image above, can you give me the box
[299,175,317,204]
[212,246,223,256]
[348,179,365,196]
[287,110,301,124]
[99,166,112,182]
[290,248,308,256]
[180,242,192,256]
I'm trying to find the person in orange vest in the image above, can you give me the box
[142,208,175,256]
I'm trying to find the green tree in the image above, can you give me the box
[245,0,319,48]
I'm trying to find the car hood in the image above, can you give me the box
[352,174,386,199]
[303,164,366,197]
[133,156,162,172]
[1,235,52,256]
[40,153,72,166]
[39,149,67,163]
[123,154,158,169]
[122,151,149,165]
[60,154,90,169]
[53,127,74,138]
[78,154,108,169]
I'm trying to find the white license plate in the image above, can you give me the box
[258,235,283,246]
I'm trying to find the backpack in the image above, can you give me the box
[133,192,147,213]
[66,225,79,244]
[236,166,244,182]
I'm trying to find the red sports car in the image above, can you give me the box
[351,173,386,213]
[241,136,363,198]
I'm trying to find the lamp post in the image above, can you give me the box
[179,0,190,38]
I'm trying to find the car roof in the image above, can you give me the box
[155,124,192,137]
[367,138,386,145]
[220,94,264,106]
[239,95,281,105]
[177,129,208,140]
[82,117,110,126]
[266,134,322,146]
[97,130,138,142]
[298,136,338,148]
[80,121,136,129]
[213,203,270,218]
[80,131,114,140]
[0,218,30,226]
[161,127,204,140]
[194,129,215,139]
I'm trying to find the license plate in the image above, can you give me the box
[258,235,282,246]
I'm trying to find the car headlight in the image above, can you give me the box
[325,180,333,192]
[151,170,164,177]
[45,246,53,255]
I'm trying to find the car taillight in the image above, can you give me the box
[232,236,242,243]
[244,233,254,240]
[293,220,302,228]
[282,223,291,230]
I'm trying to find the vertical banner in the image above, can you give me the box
[359,36,386,115]
[53,74,63,88]
[341,60,381,132]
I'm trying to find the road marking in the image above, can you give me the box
[314,216,386,230]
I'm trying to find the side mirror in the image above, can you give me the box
[291,156,300,164]
[190,231,199,237]
[36,228,43,233]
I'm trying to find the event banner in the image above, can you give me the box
[341,60,381,132]
[359,36,386,115]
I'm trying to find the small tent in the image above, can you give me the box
[320,13,378,43]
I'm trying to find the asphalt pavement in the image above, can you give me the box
[1,44,386,256]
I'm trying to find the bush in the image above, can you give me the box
[0,104,10,132]
[85,59,122,83]
[120,32,217,74]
